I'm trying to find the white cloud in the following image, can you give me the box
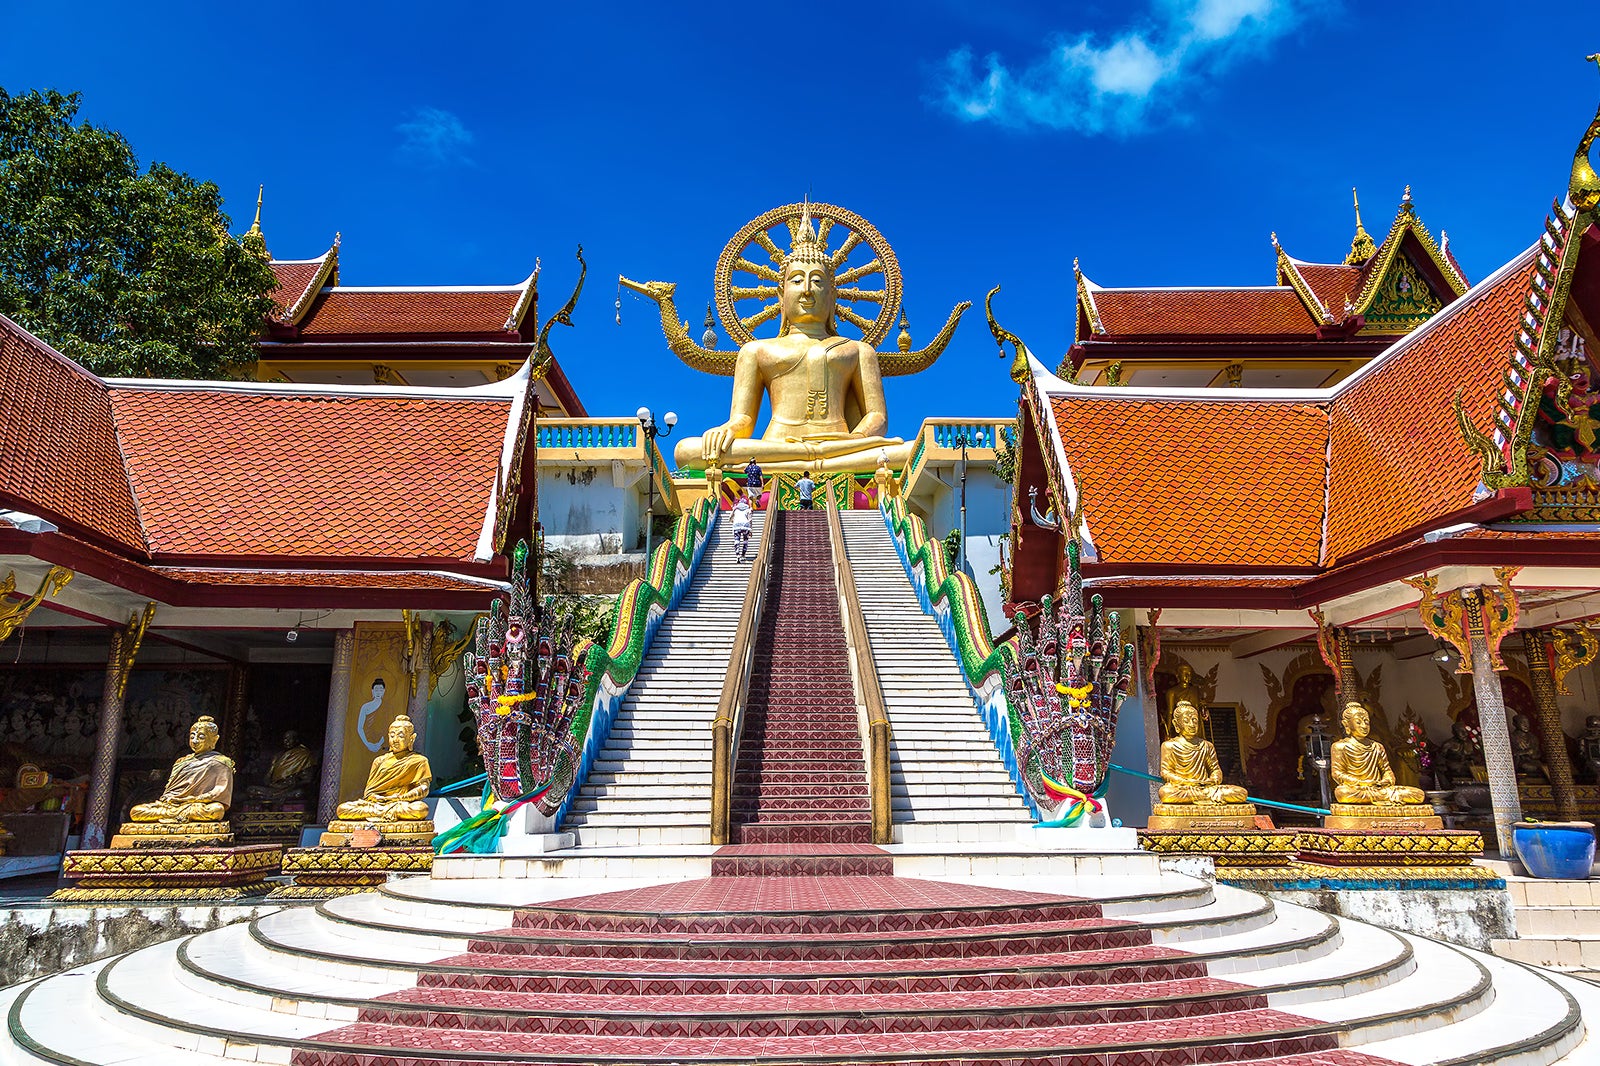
[395,107,475,167]
[935,0,1308,136]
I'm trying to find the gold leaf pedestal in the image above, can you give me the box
[269,845,434,900]
[109,820,234,849]
[1323,803,1443,831]
[1290,827,1494,884]
[320,819,435,848]
[233,810,308,846]
[49,843,283,903]
[1145,803,1261,832]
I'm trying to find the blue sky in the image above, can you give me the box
[3,1,1597,449]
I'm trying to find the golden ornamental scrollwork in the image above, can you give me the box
[115,602,157,701]
[1405,567,1521,674]
[428,617,482,697]
[0,566,73,643]
[622,201,968,377]
[1551,624,1600,695]
[986,285,1033,385]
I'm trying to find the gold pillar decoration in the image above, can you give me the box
[0,566,73,642]
[81,602,157,848]
[405,619,433,752]
[372,364,409,386]
[1551,625,1600,695]
[1309,606,1359,703]
[219,663,249,763]
[1523,630,1580,822]
[427,617,481,698]
[318,630,355,824]
[1403,567,1520,674]
[401,610,425,698]
[1224,363,1244,387]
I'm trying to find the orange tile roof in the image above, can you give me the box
[297,288,523,337]
[268,260,326,320]
[107,387,509,562]
[1323,246,1537,563]
[1294,262,1364,320]
[1089,287,1318,337]
[1047,394,1329,567]
[0,316,144,551]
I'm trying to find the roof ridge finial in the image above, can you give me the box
[1345,186,1377,265]
[248,184,264,236]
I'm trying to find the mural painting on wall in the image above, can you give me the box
[340,622,409,805]
[1245,654,1335,803]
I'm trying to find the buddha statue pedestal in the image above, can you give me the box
[1324,802,1443,831]
[1147,802,1261,832]
[232,809,307,845]
[1291,827,1494,886]
[269,844,434,900]
[110,819,234,849]
[320,818,435,848]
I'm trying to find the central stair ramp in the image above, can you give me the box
[561,511,763,847]
[840,508,1035,842]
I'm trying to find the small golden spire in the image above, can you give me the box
[1345,187,1377,265]
[897,310,912,353]
[248,184,263,236]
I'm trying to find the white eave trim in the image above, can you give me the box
[475,363,532,562]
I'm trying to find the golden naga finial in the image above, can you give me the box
[247,185,264,237]
[1345,187,1376,265]
[0,567,73,644]
[985,285,1032,385]
[1570,63,1600,212]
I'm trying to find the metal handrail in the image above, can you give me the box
[710,507,777,844]
[826,493,893,844]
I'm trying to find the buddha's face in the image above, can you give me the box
[781,260,835,328]
[1177,664,1193,685]
[1513,714,1531,732]
[189,721,219,753]
[1172,702,1200,739]
[1342,704,1370,739]
[387,720,415,755]
[283,730,299,748]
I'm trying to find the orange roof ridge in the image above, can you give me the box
[502,263,540,332]
[101,371,527,402]
[268,239,339,325]
[1274,240,1336,326]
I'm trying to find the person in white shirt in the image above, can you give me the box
[731,492,754,562]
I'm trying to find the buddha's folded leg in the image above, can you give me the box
[1380,786,1427,805]
[176,802,228,822]
[389,801,431,820]
[1333,784,1380,804]
[1205,785,1250,804]
[1157,784,1202,804]
[128,800,179,822]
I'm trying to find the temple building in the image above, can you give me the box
[1069,189,1469,388]
[1008,129,1600,849]
[0,312,537,873]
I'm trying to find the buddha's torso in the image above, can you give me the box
[751,335,867,440]
[1161,737,1220,784]
[1331,736,1392,784]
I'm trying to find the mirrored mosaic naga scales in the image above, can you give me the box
[464,540,590,812]
[1002,537,1134,826]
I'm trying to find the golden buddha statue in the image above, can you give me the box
[129,716,234,824]
[1165,663,1205,720]
[1158,701,1249,805]
[1147,701,1257,830]
[1326,701,1440,828]
[325,715,433,845]
[672,208,910,474]
[244,729,318,806]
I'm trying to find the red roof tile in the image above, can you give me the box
[297,288,523,337]
[1294,262,1365,321]
[0,316,144,552]
[1323,246,1537,563]
[153,568,501,591]
[107,387,509,561]
[1089,287,1318,337]
[268,260,326,320]
[1048,394,1329,567]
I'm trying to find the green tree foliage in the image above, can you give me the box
[0,88,276,378]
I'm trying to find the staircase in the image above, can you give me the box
[8,855,1600,1064]
[561,512,763,847]
[840,509,1035,843]
[1494,869,1600,978]
[731,509,872,844]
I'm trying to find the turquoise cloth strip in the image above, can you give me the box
[1107,762,1332,817]
[430,772,488,795]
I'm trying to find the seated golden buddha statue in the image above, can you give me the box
[673,209,910,474]
[1147,701,1256,830]
[1327,701,1439,828]
[129,716,234,824]
[1158,701,1249,805]
[244,729,318,806]
[327,715,432,844]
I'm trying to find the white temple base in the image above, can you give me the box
[1018,824,1143,852]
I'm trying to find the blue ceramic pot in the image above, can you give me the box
[1512,821,1596,880]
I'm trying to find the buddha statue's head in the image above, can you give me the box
[1171,700,1202,739]
[386,715,417,755]
[188,716,220,754]
[778,207,837,336]
[1176,663,1193,685]
[1512,714,1532,733]
[1340,701,1371,739]
[282,730,300,748]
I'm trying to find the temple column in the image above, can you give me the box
[407,621,434,751]
[82,604,155,850]
[1135,626,1162,810]
[1464,587,1522,857]
[317,630,355,824]
[219,663,249,764]
[1523,629,1580,821]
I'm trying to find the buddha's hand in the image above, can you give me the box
[702,424,738,461]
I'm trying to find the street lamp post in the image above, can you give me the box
[956,433,969,575]
[637,406,677,565]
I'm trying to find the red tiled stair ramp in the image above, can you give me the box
[289,876,1410,1065]
[732,509,872,845]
